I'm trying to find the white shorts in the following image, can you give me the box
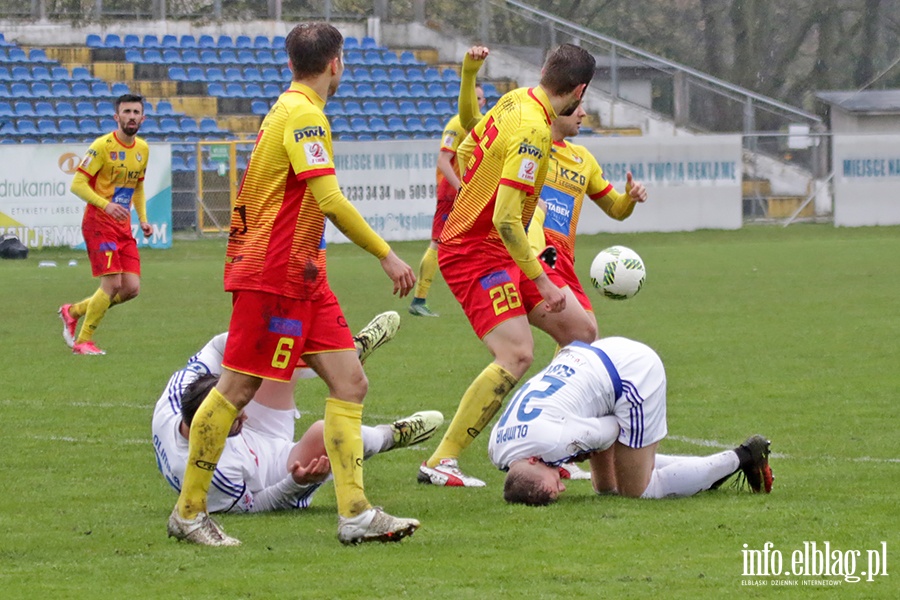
[604,338,668,449]
[241,402,299,488]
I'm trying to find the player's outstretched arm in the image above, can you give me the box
[458,46,489,132]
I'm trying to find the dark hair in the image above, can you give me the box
[180,373,220,427]
[285,22,344,79]
[503,470,558,506]
[540,43,596,95]
[114,93,144,111]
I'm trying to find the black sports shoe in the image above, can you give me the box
[710,435,774,493]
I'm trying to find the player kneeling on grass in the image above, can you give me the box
[488,337,773,505]
[153,313,443,527]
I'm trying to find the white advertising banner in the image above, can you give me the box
[327,135,742,244]
[833,135,900,227]
[0,143,173,248]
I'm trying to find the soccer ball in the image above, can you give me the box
[589,245,646,300]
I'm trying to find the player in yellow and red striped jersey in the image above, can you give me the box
[58,94,152,356]
[169,22,419,547]
[528,101,648,328]
[408,76,486,318]
[417,45,601,488]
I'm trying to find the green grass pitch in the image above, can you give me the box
[1,224,897,599]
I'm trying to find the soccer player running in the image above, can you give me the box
[58,94,152,355]
[488,337,773,505]
[167,23,418,546]
[408,58,487,318]
[417,44,600,488]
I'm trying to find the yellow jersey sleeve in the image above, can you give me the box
[586,152,636,221]
[458,53,486,132]
[284,108,336,181]
[498,123,545,196]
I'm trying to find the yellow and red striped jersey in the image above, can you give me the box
[76,131,149,228]
[540,139,635,259]
[440,87,554,247]
[224,82,336,299]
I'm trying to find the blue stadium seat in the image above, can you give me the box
[141,117,159,134]
[78,118,100,135]
[356,133,374,141]
[71,67,91,81]
[381,100,400,116]
[171,155,189,172]
[382,52,400,66]
[355,83,375,98]
[362,100,380,115]
[360,37,378,50]
[433,100,453,116]
[272,35,285,49]
[343,101,363,116]
[91,81,111,96]
[336,82,354,97]
[261,67,281,82]
[425,83,445,98]
[199,117,219,133]
[345,51,364,66]
[155,100,175,115]
[399,51,419,66]
[99,117,116,131]
[206,82,225,96]
[0,67,10,82]
[162,49,182,64]
[7,48,27,62]
[0,83,9,98]
[219,50,238,64]
[369,117,388,134]
[393,132,411,140]
[199,50,220,65]
[237,49,255,64]
[281,67,291,80]
[416,100,437,115]
[235,35,252,49]
[442,68,460,82]
[167,66,186,81]
[51,66,71,80]
[206,67,225,82]
[349,116,367,130]
[11,66,31,81]
[250,100,269,116]
[182,50,201,64]
[216,35,234,49]
[34,101,54,117]
[412,132,432,140]
[180,35,197,49]
[423,116,444,133]
[362,50,384,65]
[11,83,32,98]
[86,34,103,48]
[398,100,416,114]
[404,116,426,133]
[140,49,163,64]
[111,82,130,96]
[406,67,425,82]
[369,67,389,83]
[58,118,78,135]
[16,120,39,136]
[223,67,242,81]
[104,34,124,48]
[143,35,161,48]
[350,67,371,83]
[31,82,51,98]
[343,37,359,50]
[32,66,52,81]
[186,67,206,81]
[244,83,263,99]
[390,82,411,99]
[424,68,442,83]
[123,34,140,48]
[408,83,427,99]
[254,50,275,65]
[373,83,391,97]
[71,82,91,97]
[386,116,405,130]
[75,101,96,117]
[274,50,287,64]
[161,34,179,48]
[253,35,269,49]
[56,101,76,117]
[158,117,179,134]
[96,100,114,115]
[125,49,144,63]
[224,83,245,98]
[243,67,262,82]
[325,100,345,117]
[197,35,215,49]
[262,83,281,97]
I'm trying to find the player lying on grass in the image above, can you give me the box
[153,312,443,517]
[488,336,773,505]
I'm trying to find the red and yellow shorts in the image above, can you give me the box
[82,215,140,277]
[222,287,354,381]
[439,241,568,339]
[552,249,592,312]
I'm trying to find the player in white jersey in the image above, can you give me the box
[488,337,773,505]
[153,313,444,515]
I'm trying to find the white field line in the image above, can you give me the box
[668,435,900,464]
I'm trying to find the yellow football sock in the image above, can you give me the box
[324,397,370,517]
[427,363,518,468]
[413,246,439,300]
[176,388,238,519]
[69,295,92,320]
[75,288,111,343]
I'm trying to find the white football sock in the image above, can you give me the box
[641,451,739,498]
[361,425,393,459]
